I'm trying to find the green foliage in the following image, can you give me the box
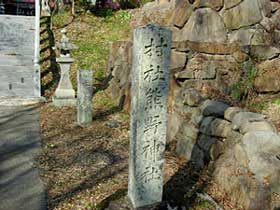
[95,8,114,17]
[273,99,280,106]
[231,66,257,100]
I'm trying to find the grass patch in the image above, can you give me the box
[231,65,257,101]
[52,9,132,90]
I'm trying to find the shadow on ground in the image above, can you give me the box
[40,16,60,98]
[0,105,47,210]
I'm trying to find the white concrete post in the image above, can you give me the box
[34,0,41,97]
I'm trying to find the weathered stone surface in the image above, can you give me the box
[222,0,262,30]
[232,51,249,63]
[181,88,203,107]
[167,112,183,143]
[174,95,202,123]
[259,17,275,32]
[271,10,280,30]
[197,134,223,160]
[251,29,272,46]
[194,0,224,11]
[271,1,280,12]
[212,117,232,134]
[201,99,230,117]
[232,112,266,130]
[170,50,187,70]
[208,118,232,137]
[197,134,216,153]
[107,41,132,71]
[258,0,272,17]
[177,8,227,42]
[254,58,280,93]
[106,41,132,106]
[131,1,174,27]
[172,0,194,28]
[190,145,205,169]
[250,46,280,60]
[128,24,172,208]
[240,121,277,134]
[213,144,272,210]
[181,54,240,83]
[224,0,242,9]
[178,121,199,140]
[243,131,280,193]
[172,41,240,54]
[77,70,93,125]
[176,136,194,160]
[228,29,255,46]
[175,70,195,79]
[224,106,243,122]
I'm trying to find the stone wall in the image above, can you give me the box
[105,2,280,209]
[106,0,280,109]
[173,87,280,210]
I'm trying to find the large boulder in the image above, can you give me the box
[176,8,227,42]
[222,0,263,30]
[213,144,272,210]
[243,131,280,193]
[131,1,175,27]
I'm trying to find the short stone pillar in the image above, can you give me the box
[128,24,172,208]
[53,29,77,107]
[77,69,93,125]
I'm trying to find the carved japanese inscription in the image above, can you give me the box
[128,24,172,208]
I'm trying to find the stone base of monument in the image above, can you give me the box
[105,196,168,210]
[52,97,77,107]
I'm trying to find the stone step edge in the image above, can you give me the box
[0,97,46,106]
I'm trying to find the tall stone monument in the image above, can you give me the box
[128,24,172,208]
[53,29,78,107]
[77,69,93,125]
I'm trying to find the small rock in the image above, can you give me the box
[224,106,243,122]
[171,50,187,71]
[181,88,203,107]
[105,121,121,128]
[201,100,230,117]
[177,121,199,140]
[209,118,232,138]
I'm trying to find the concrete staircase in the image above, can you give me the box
[0,15,36,97]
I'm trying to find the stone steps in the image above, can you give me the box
[0,15,36,97]
[0,55,34,66]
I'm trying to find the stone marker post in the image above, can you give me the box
[128,24,172,208]
[77,69,93,125]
